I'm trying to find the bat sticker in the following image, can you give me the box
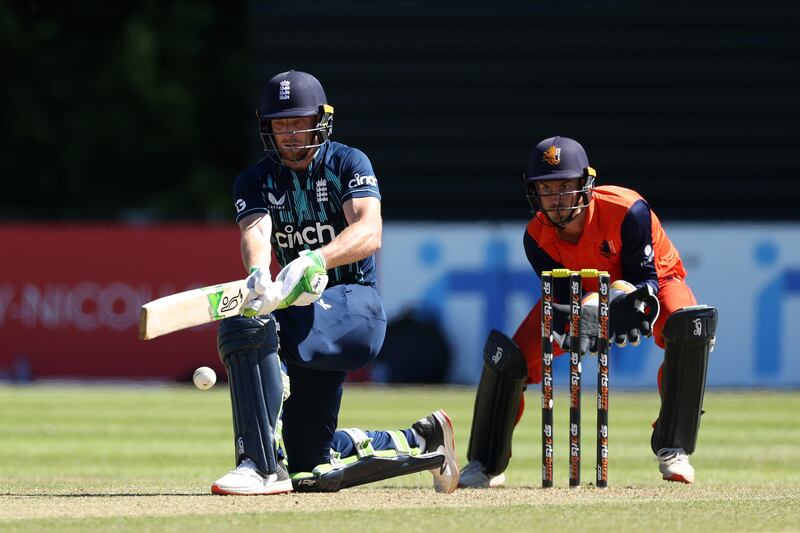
[207,288,244,319]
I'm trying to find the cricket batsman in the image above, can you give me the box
[211,71,459,495]
[459,136,717,487]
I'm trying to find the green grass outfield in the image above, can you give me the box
[1,385,799,532]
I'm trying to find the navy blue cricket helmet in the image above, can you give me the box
[523,136,597,226]
[256,71,334,162]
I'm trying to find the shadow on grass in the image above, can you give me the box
[1,492,209,497]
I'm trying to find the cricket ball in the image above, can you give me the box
[193,366,217,390]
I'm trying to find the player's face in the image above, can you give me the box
[535,179,583,211]
[271,116,318,168]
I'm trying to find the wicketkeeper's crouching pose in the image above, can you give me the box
[459,136,717,488]
[211,70,458,495]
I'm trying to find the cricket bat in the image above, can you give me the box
[139,279,249,340]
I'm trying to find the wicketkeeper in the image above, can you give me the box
[460,136,717,487]
[211,71,459,495]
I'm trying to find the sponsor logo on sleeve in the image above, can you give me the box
[641,244,655,266]
[235,199,246,213]
[348,173,378,189]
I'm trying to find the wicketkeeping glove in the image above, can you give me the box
[242,268,283,317]
[608,280,660,347]
[549,280,660,354]
[552,298,601,356]
[275,249,329,307]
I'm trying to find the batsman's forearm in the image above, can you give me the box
[240,226,272,273]
[319,220,381,269]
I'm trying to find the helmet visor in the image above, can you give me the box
[525,177,594,226]
[258,105,334,165]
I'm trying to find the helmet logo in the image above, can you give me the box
[542,146,561,166]
[279,80,291,100]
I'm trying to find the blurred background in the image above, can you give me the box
[2,0,799,388]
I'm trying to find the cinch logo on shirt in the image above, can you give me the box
[348,173,377,188]
[274,222,336,249]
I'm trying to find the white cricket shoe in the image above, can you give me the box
[211,458,293,495]
[457,460,507,489]
[658,447,695,484]
[412,409,460,493]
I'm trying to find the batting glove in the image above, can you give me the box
[242,268,282,317]
[275,249,329,307]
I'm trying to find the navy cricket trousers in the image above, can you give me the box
[273,283,386,473]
